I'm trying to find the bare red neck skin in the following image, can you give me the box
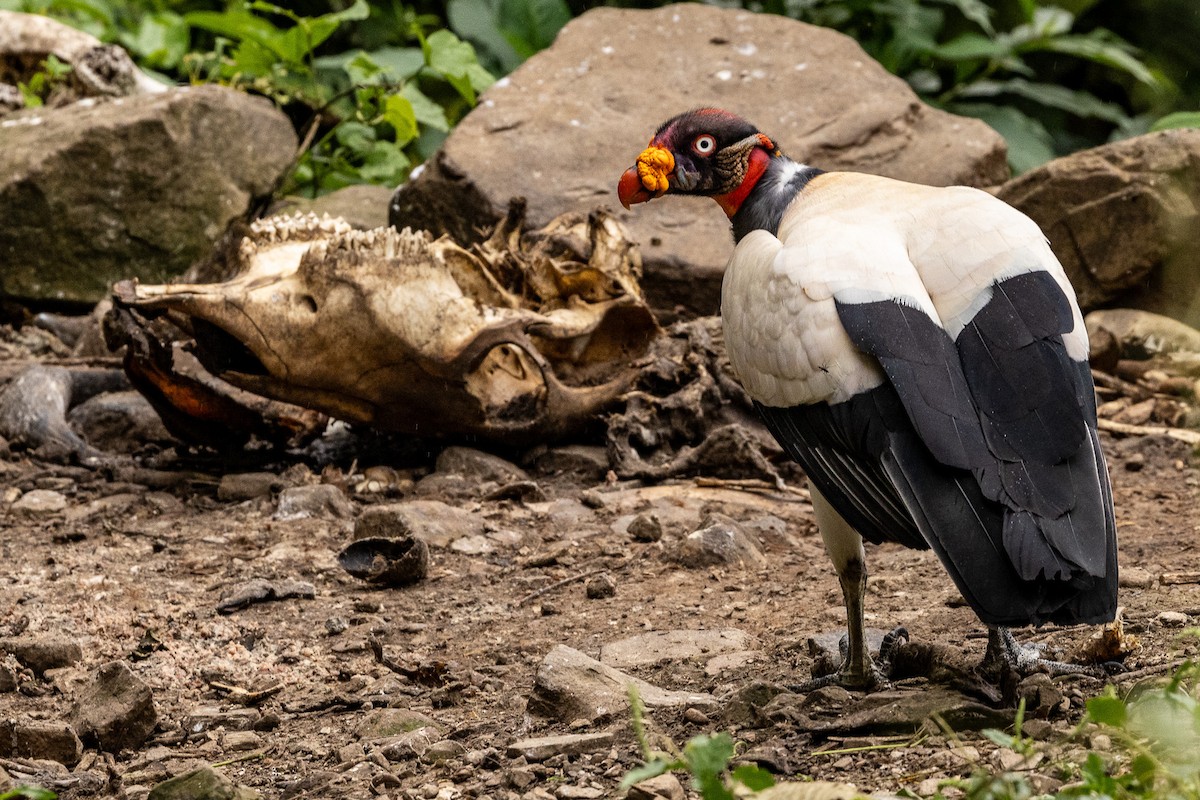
[713,148,771,218]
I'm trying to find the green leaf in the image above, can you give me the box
[1150,111,1200,132]
[364,47,427,81]
[402,85,450,132]
[0,787,58,800]
[959,79,1129,123]
[358,142,410,183]
[119,12,189,70]
[382,94,419,144]
[1035,34,1160,89]
[980,728,1015,748]
[184,10,283,52]
[425,29,495,103]
[448,0,522,73]
[1086,694,1128,727]
[336,121,377,151]
[934,33,1010,62]
[953,102,1054,174]
[731,764,776,792]
[497,0,570,58]
[929,0,993,35]
[684,733,735,780]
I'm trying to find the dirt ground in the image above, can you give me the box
[1,345,1199,800]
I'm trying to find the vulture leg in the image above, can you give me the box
[982,627,1100,678]
[803,485,892,690]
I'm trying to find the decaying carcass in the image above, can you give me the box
[108,204,660,446]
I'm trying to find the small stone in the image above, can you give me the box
[70,660,158,752]
[0,664,16,692]
[450,534,495,555]
[683,707,710,725]
[422,739,467,763]
[0,636,83,675]
[11,489,68,515]
[1158,611,1190,627]
[338,743,364,764]
[147,765,262,800]
[222,731,262,752]
[626,774,685,800]
[436,446,528,484]
[916,778,942,797]
[354,500,485,549]
[325,616,349,635]
[627,513,663,542]
[507,732,614,762]
[1123,453,1146,472]
[585,574,616,599]
[1119,567,1155,589]
[555,787,604,800]
[0,720,83,767]
[274,484,354,521]
[674,514,766,568]
[355,708,441,740]
[1088,732,1112,751]
[508,767,538,790]
[217,472,283,502]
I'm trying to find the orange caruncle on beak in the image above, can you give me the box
[618,145,675,209]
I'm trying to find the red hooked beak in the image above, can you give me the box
[618,166,654,209]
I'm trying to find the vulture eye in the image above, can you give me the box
[692,134,717,156]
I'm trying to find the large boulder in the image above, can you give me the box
[997,129,1200,327]
[0,84,297,304]
[390,3,1008,315]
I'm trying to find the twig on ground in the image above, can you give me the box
[693,476,812,501]
[515,567,607,608]
[1096,418,1200,445]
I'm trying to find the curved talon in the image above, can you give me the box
[982,627,1109,679]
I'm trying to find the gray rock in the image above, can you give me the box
[600,629,753,669]
[274,484,354,521]
[997,129,1200,325]
[1118,566,1155,589]
[422,739,466,763]
[354,708,441,741]
[10,489,67,515]
[0,85,296,304]
[67,390,174,452]
[391,4,1006,315]
[0,664,16,692]
[435,446,528,484]
[147,765,261,800]
[1158,610,1190,627]
[183,707,260,735]
[529,445,609,480]
[674,514,767,568]
[0,635,83,675]
[505,732,614,762]
[221,731,262,752]
[217,472,284,502]
[626,513,663,543]
[1085,309,1200,359]
[271,184,393,231]
[585,573,616,599]
[354,500,486,549]
[627,774,686,800]
[529,644,717,722]
[70,660,158,751]
[0,720,83,767]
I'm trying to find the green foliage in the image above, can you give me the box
[759,0,1170,173]
[621,686,775,800]
[16,53,72,107]
[2,0,495,196]
[0,788,57,800]
[447,0,570,74]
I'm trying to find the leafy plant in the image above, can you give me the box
[16,54,72,107]
[0,787,57,800]
[753,0,1171,173]
[447,0,571,74]
[622,686,776,800]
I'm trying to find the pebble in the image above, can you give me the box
[275,484,354,521]
[0,720,83,766]
[627,513,663,542]
[423,739,467,763]
[70,660,158,752]
[683,707,710,725]
[1158,611,1190,627]
[10,489,67,514]
[626,774,685,800]
[1119,567,1155,589]
[222,730,263,751]
[0,635,83,675]
[585,573,616,599]
[506,732,615,762]
[217,472,283,501]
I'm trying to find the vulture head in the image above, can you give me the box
[617,108,782,217]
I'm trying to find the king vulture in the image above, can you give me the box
[618,108,1117,689]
